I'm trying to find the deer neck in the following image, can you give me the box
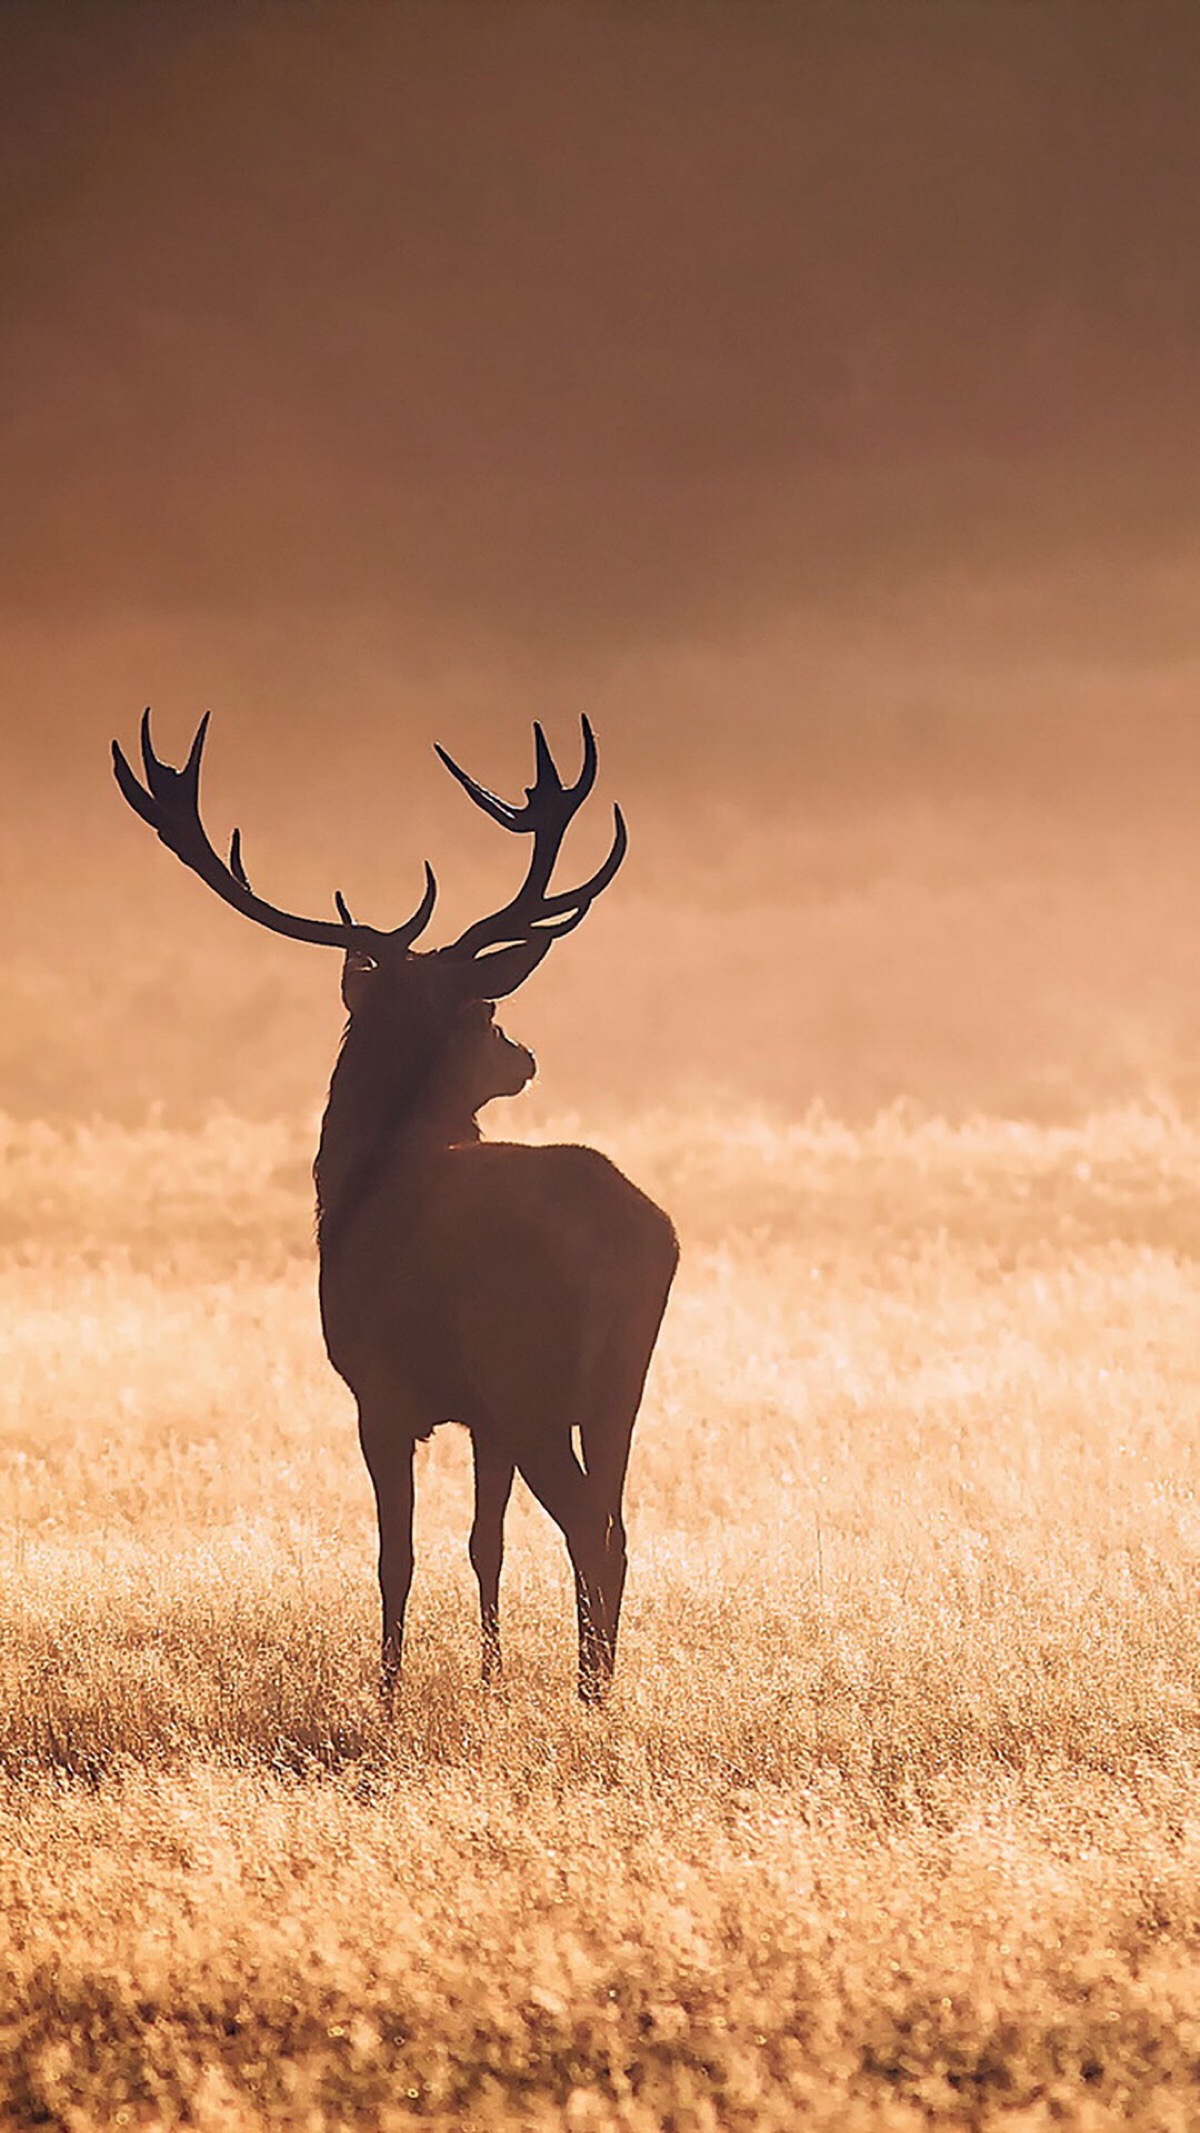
[314,1026,480,1251]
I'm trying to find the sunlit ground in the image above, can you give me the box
[4,1102,1200,2127]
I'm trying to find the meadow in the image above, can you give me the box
[2,1099,1200,2128]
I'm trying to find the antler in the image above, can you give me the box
[436,716,627,961]
[112,710,437,954]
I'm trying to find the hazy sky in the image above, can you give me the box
[6,1,1200,652]
[6,3,1200,1118]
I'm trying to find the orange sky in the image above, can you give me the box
[5,3,1200,649]
[5,3,1200,1119]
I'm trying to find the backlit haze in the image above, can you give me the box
[6,0,1200,1123]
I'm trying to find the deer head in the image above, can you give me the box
[112,711,626,1116]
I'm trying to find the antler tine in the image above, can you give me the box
[434,744,526,829]
[435,715,596,828]
[397,861,438,945]
[113,711,437,955]
[440,717,627,962]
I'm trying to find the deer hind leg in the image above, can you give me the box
[579,1409,632,1669]
[357,1409,416,1709]
[469,1430,515,1688]
[579,1252,678,1673]
[513,1435,613,1705]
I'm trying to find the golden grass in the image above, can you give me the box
[4,1103,1200,2127]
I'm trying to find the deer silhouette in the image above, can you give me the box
[113,713,677,1703]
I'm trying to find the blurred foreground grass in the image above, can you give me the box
[4,1103,1200,2127]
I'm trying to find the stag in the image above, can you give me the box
[113,712,677,1703]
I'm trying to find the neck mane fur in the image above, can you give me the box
[313,1016,480,1252]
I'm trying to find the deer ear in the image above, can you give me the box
[455,934,556,1001]
[341,951,378,1013]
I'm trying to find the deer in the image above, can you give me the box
[112,711,678,1704]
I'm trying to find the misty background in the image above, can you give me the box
[4,0,1200,1122]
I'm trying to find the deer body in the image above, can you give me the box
[114,713,676,1701]
[319,1134,672,1432]
[322,1129,676,1699]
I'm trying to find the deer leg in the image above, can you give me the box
[514,1436,612,1705]
[469,1431,515,1687]
[578,1271,674,1678]
[358,1413,415,1707]
[579,1416,632,1666]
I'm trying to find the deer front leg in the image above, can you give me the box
[358,1410,416,1708]
[469,1430,515,1688]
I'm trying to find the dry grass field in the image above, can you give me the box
[4,1099,1200,2128]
